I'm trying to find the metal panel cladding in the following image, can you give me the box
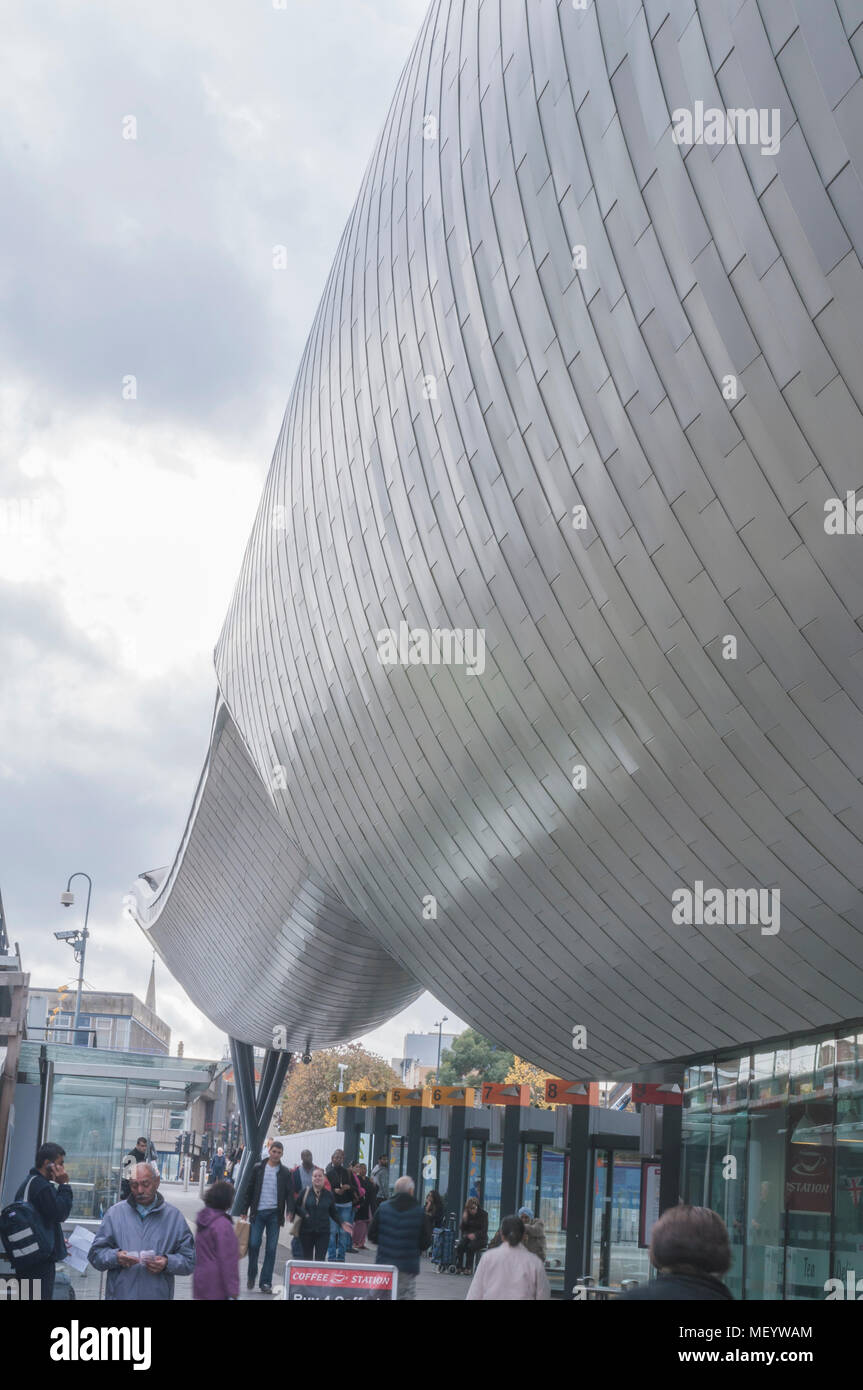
[149,1,863,1076]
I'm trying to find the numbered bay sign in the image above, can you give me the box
[329,1091,358,1107]
[544,1080,599,1106]
[429,1085,476,1106]
[480,1082,530,1106]
[387,1087,431,1107]
[631,1083,683,1107]
[355,1090,389,1106]
[284,1261,398,1301]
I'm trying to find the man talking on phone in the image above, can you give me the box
[16,1142,74,1300]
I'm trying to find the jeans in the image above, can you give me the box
[327,1203,352,1261]
[248,1208,280,1287]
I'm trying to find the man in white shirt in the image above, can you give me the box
[243,1141,291,1294]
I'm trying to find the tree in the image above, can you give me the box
[434,1029,514,1086]
[504,1056,555,1108]
[278,1044,400,1134]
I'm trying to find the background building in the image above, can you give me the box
[393,1030,460,1086]
[25,970,170,1055]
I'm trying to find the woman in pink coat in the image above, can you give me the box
[466,1216,551,1301]
[194,1181,240,1300]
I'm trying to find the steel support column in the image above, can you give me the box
[229,1040,291,1216]
[659,1097,684,1216]
[444,1107,467,1220]
[499,1105,522,1221]
[404,1107,422,1185]
[563,1105,592,1296]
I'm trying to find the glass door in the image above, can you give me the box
[591,1149,647,1288]
[591,1150,611,1284]
[608,1155,647,1285]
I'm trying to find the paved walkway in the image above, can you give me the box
[63,1184,469,1302]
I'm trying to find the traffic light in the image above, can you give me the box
[175,1134,182,1154]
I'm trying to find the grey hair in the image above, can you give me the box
[131,1161,160,1180]
[394,1175,415,1195]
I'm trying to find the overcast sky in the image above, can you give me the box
[0,0,466,1061]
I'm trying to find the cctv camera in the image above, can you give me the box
[302,1052,312,1065]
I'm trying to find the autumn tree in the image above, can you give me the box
[278,1044,400,1134]
[504,1056,555,1108]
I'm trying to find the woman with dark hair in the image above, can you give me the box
[455,1196,488,1273]
[193,1181,240,1300]
[424,1187,445,1245]
[350,1162,372,1250]
[620,1205,734,1300]
[466,1216,550,1300]
[296,1167,353,1261]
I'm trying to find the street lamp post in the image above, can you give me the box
[434,1016,449,1081]
[337,1062,348,1092]
[57,872,92,1044]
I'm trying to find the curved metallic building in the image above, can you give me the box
[133,0,863,1079]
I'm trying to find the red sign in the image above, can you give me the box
[785,1148,832,1214]
[544,1079,599,1106]
[480,1082,530,1106]
[631,1083,682,1107]
[285,1261,397,1300]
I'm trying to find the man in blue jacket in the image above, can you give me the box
[88,1162,195,1299]
[13,1141,74,1300]
[368,1175,430,1300]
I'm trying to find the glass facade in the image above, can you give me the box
[16,1042,213,1220]
[681,1028,863,1299]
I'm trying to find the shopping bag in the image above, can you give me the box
[235,1216,250,1259]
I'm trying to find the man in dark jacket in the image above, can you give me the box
[242,1139,292,1293]
[325,1147,357,1262]
[210,1147,227,1182]
[120,1137,149,1199]
[368,1175,430,1300]
[13,1141,74,1301]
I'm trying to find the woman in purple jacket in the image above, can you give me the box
[193,1181,240,1300]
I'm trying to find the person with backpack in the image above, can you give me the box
[1,1141,73,1301]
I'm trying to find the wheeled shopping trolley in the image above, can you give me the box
[431,1214,458,1273]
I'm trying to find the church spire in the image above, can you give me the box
[145,955,156,1013]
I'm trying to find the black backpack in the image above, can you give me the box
[0,1175,55,1273]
